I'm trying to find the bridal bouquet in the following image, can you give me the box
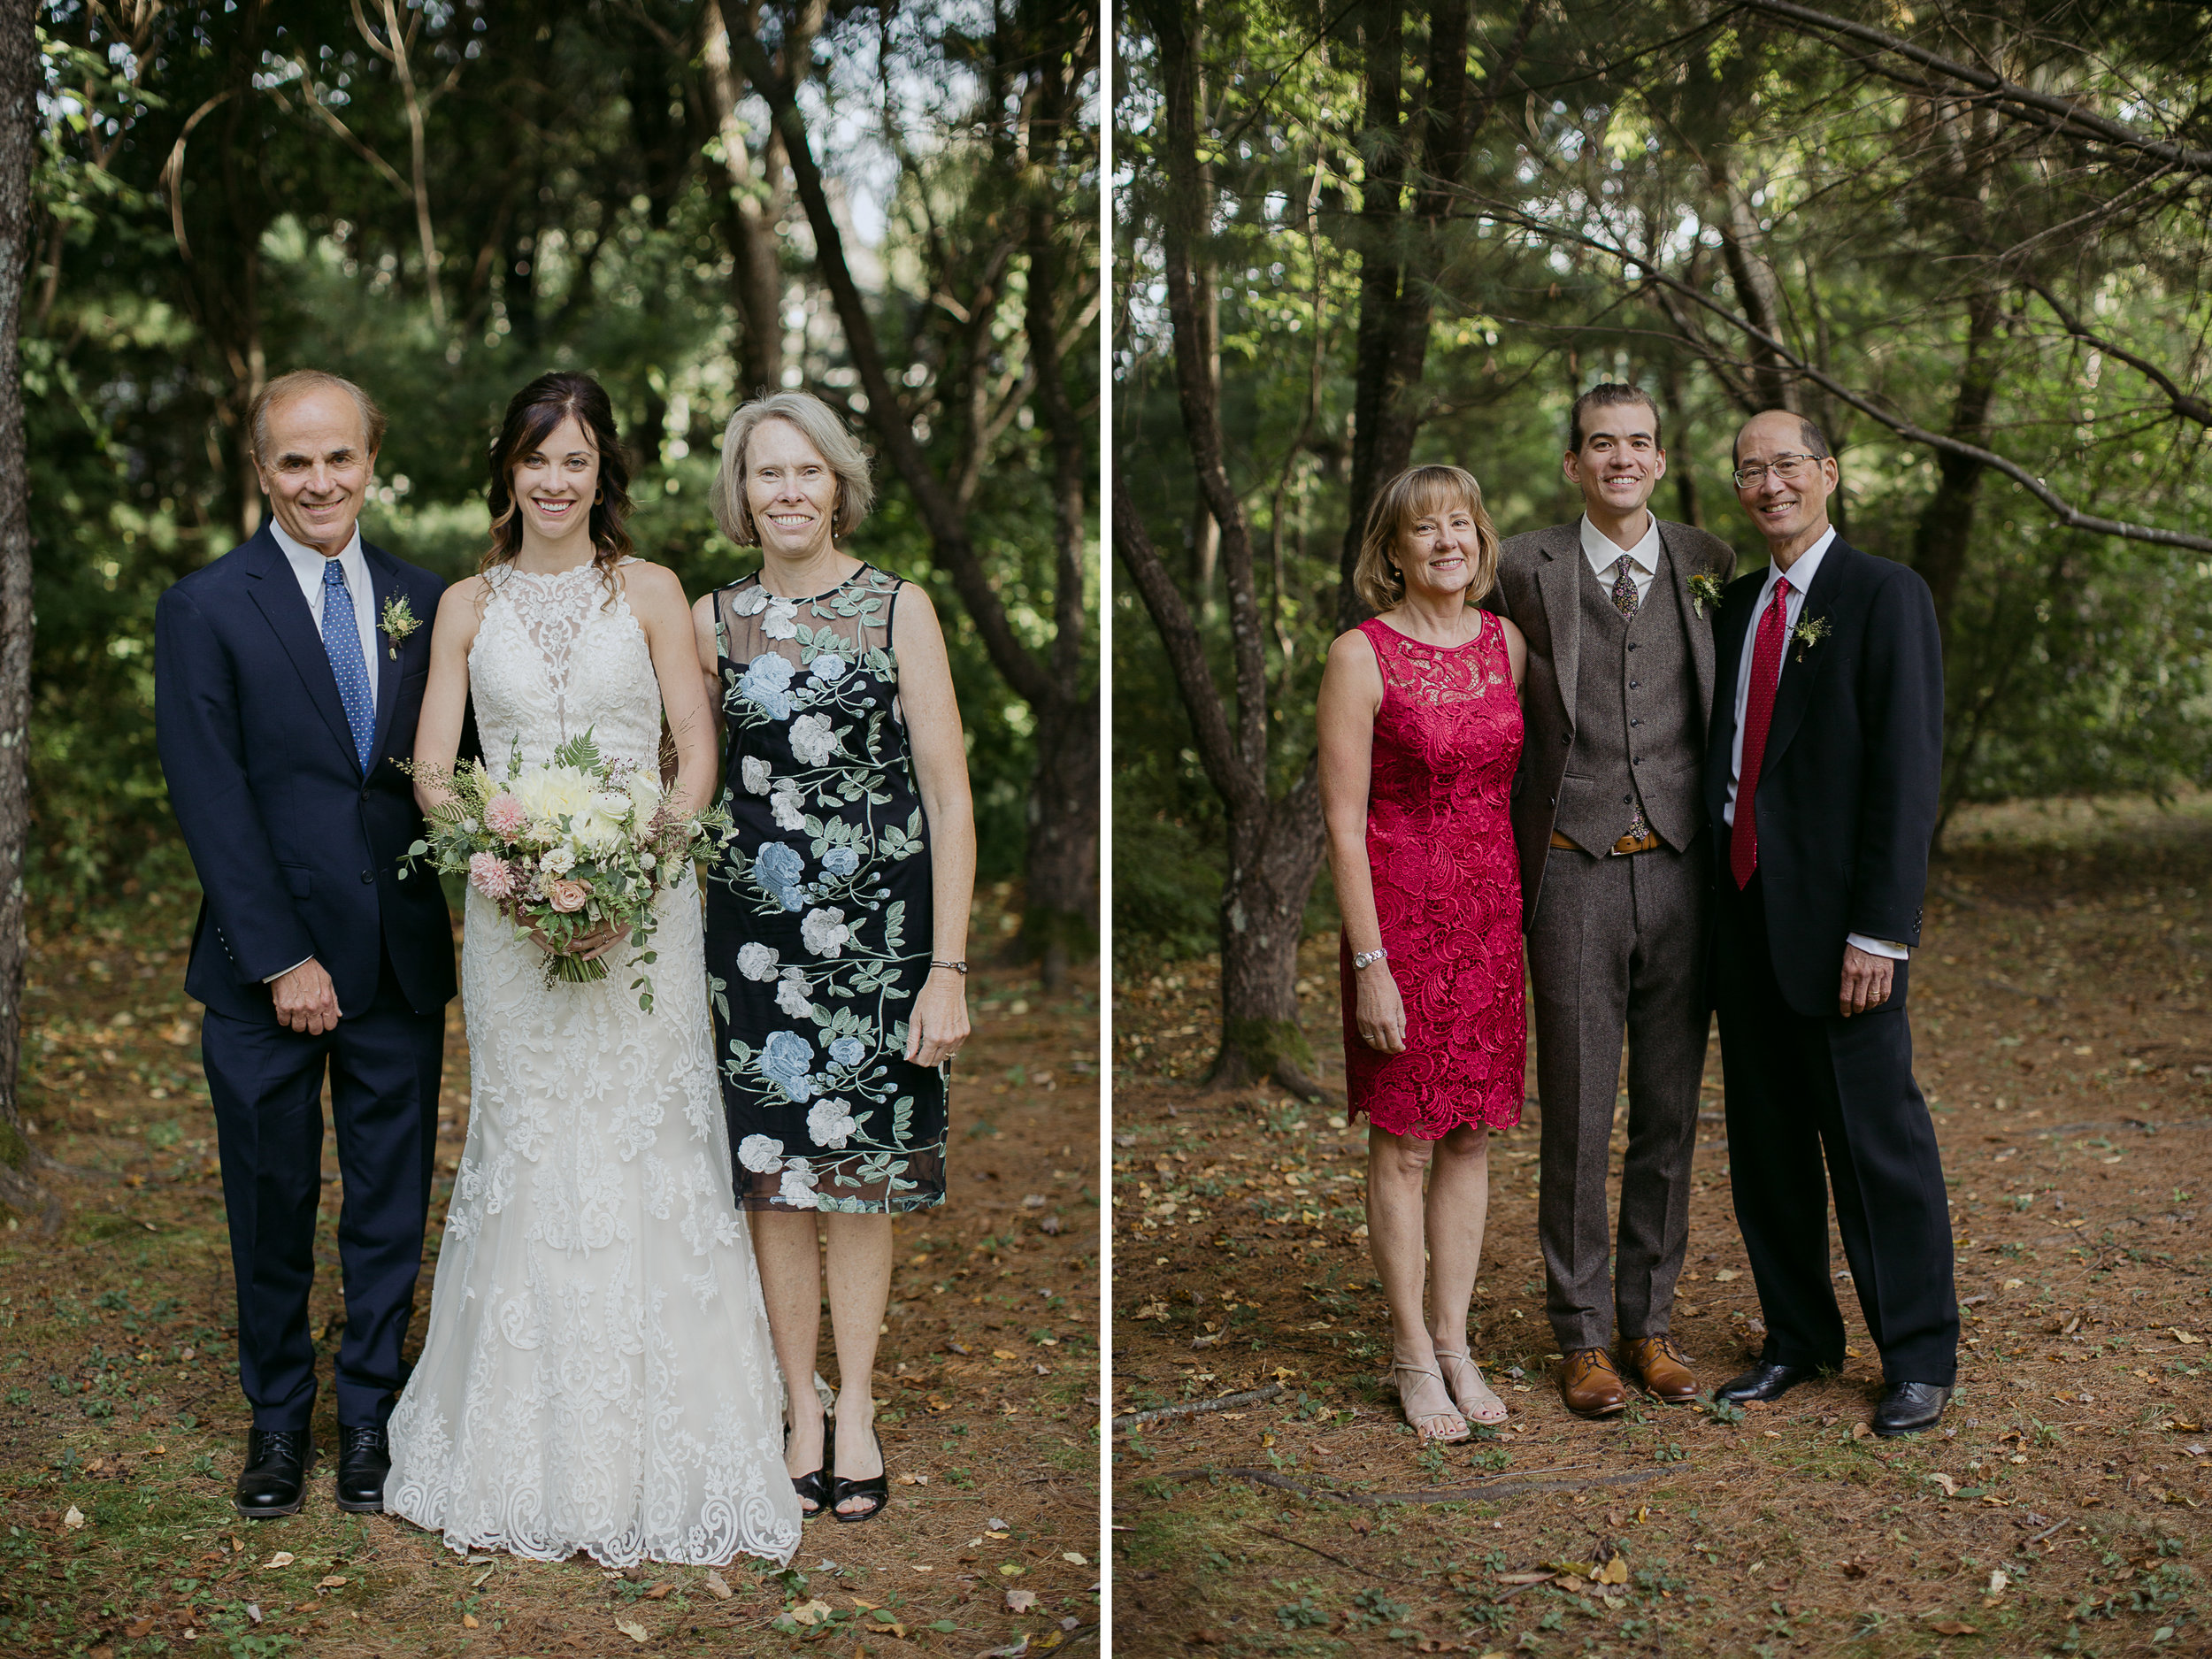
[401,730,731,1010]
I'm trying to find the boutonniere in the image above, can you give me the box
[379,595,421,659]
[1688,571,1725,619]
[1792,613,1832,663]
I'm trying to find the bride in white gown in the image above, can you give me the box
[387,372,802,1567]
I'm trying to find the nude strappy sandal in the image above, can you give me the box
[1434,1345,1509,1425]
[1391,1361,1471,1443]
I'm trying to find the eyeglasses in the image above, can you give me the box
[1732,453,1820,488]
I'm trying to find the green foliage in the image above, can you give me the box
[1116,0,2212,949]
[29,2,1093,911]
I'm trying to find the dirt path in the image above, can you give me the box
[0,885,1097,1656]
[1111,796,2211,1655]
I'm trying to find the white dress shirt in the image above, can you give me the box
[265,518,379,985]
[1579,511,1662,607]
[270,518,378,715]
[1722,526,1908,961]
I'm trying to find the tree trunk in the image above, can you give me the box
[1022,693,1100,984]
[1215,778,1329,1094]
[1909,288,2001,647]
[701,0,791,395]
[0,0,40,1191]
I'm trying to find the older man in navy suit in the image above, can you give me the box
[1704,409,1957,1437]
[155,372,454,1517]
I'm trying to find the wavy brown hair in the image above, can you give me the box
[482,372,634,597]
[1351,464,1501,614]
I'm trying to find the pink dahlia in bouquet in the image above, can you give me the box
[401,730,732,1010]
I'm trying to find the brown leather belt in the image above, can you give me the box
[1552,829,1663,856]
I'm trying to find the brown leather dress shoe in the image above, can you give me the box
[1623,1335,1700,1403]
[1559,1348,1629,1417]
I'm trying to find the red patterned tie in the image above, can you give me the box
[1730,576,1793,889]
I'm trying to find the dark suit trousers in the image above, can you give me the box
[201,948,443,1432]
[1714,865,1959,1386]
[1531,841,1709,1351]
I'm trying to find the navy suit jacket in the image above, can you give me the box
[1702,535,1944,1018]
[154,525,458,1023]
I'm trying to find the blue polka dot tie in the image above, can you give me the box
[320,560,375,772]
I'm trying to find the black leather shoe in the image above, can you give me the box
[234,1428,315,1519]
[1715,1362,1819,1404]
[334,1425,390,1513]
[1872,1381,1951,1438]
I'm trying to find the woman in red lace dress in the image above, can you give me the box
[1317,464,1528,1442]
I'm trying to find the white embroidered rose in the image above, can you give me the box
[807,1097,858,1149]
[733,587,771,618]
[738,1133,785,1173]
[737,942,780,982]
[741,756,772,795]
[788,712,840,767]
[778,1161,819,1208]
[770,780,806,831]
[774,968,816,1019]
[810,651,849,683]
[801,906,850,958]
[763,596,800,641]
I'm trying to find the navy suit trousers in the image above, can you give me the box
[201,949,443,1432]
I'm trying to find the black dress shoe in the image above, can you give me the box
[1715,1362,1819,1404]
[234,1428,316,1519]
[334,1425,391,1513]
[1872,1381,1951,1438]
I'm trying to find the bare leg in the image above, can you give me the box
[751,1210,828,1505]
[1366,1125,1465,1440]
[823,1211,894,1513]
[1425,1123,1505,1422]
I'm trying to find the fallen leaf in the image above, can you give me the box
[1840,1560,1869,1578]
[1007,1588,1039,1612]
[124,1620,154,1640]
[789,1598,834,1626]
[471,1565,494,1588]
[1714,1269,1740,1281]
[1927,1472,1961,1497]
[1001,1563,1026,1576]
[615,1617,650,1643]
[993,1348,1020,1361]
[61,1506,84,1531]
[1599,1557,1630,1586]
[1988,1569,2008,1595]
[1926,1620,1978,1636]
[1851,1421,1873,1440]
[261,1552,294,1570]
[316,1575,348,1590]
[982,1640,1031,1659]
[461,1613,479,1629]
[1494,1571,1555,1586]
[1063,1551,1087,1565]
[703,1571,733,1601]
[2174,1331,2204,1346]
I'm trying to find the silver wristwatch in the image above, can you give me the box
[1352,946,1388,971]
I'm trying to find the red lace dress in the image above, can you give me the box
[1341,612,1526,1139]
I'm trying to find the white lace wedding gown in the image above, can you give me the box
[386,561,803,1568]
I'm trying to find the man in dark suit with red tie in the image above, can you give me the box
[1704,409,1957,1436]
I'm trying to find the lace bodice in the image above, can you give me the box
[469,561,661,768]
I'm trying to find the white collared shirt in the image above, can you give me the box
[269,517,378,715]
[1579,511,1662,606]
[1722,525,1906,960]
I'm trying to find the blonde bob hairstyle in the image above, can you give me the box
[710,390,875,546]
[1351,464,1501,614]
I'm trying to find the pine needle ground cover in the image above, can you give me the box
[1111,795,2211,1655]
[0,887,1099,1657]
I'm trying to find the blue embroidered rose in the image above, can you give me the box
[759,1030,818,1103]
[753,841,806,910]
[828,1034,866,1069]
[739,651,796,720]
[821,845,860,879]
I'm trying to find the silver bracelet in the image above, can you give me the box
[1352,946,1388,972]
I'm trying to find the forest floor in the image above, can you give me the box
[0,882,1099,1658]
[1111,794,2212,1657]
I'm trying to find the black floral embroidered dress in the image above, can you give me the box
[705,565,947,1213]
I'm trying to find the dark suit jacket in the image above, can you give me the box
[154,525,457,1023]
[1493,518,1736,924]
[1702,535,1944,1017]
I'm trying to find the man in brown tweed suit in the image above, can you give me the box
[1492,385,1736,1417]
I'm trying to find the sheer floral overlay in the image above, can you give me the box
[1340,612,1527,1140]
[386,561,802,1569]
[705,565,947,1214]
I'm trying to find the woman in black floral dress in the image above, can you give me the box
[693,391,974,1523]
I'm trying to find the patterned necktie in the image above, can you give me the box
[321,559,376,772]
[1729,576,1792,889]
[1610,557,1640,617]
